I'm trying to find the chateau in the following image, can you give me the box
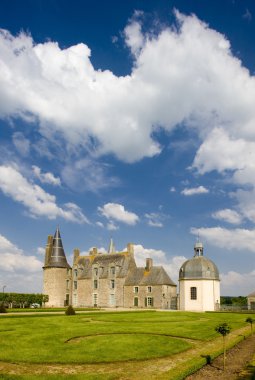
[43,228,177,309]
[43,227,220,311]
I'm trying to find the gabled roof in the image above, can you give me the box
[247,290,255,297]
[125,266,176,286]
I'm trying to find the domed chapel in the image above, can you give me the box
[179,241,220,311]
[43,228,220,311]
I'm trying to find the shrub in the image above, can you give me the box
[0,302,7,313]
[65,305,76,315]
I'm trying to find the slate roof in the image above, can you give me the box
[46,227,70,269]
[247,290,255,297]
[125,266,176,286]
[77,252,136,279]
[179,256,219,280]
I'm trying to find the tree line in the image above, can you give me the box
[0,293,48,308]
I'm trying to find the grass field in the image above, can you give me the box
[0,310,254,379]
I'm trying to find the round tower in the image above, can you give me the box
[43,227,71,307]
[179,242,220,311]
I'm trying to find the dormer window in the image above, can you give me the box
[94,267,98,276]
[110,267,115,276]
[74,269,78,278]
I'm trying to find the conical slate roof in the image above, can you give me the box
[47,227,70,268]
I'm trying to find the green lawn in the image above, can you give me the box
[0,310,253,379]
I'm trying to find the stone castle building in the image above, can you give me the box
[43,228,177,309]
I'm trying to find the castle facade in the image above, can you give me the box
[43,228,177,309]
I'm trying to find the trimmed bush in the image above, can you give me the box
[65,305,76,315]
[0,302,7,313]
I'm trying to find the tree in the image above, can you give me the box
[65,305,76,315]
[215,322,231,371]
[246,317,254,335]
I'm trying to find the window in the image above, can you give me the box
[66,280,69,290]
[74,269,78,278]
[145,297,154,307]
[109,294,115,306]
[134,297,138,307]
[74,281,77,290]
[73,293,77,306]
[94,280,98,289]
[110,280,115,289]
[190,287,197,300]
[147,286,152,293]
[110,266,115,276]
[93,293,98,307]
[94,267,98,276]
[134,286,139,293]
[147,297,153,306]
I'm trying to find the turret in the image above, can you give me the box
[43,227,71,307]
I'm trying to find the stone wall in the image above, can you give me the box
[43,267,70,307]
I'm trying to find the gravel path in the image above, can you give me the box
[186,333,255,379]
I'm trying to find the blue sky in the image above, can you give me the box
[0,0,255,296]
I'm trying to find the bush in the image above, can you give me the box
[0,303,7,313]
[65,305,76,315]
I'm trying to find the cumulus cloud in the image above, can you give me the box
[0,164,88,223]
[191,226,255,252]
[181,186,209,196]
[32,165,61,186]
[221,270,255,296]
[0,10,255,168]
[98,203,139,225]
[212,208,243,225]
[0,234,42,273]
[134,244,186,284]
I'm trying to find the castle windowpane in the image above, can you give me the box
[74,281,77,290]
[94,280,98,289]
[110,280,115,289]
[190,287,197,300]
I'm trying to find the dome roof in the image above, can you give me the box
[179,242,220,280]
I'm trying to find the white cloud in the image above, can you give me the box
[37,247,45,255]
[181,186,209,196]
[191,226,255,252]
[61,158,119,192]
[0,11,255,167]
[221,270,255,296]
[170,187,176,192]
[0,234,42,273]
[124,19,144,58]
[32,165,61,186]
[0,164,88,223]
[98,203,139,225]
[96,221,104,228]
[212,208,243,225]
[145,212,168,228]
[107,221,119,231]
[134,244,186,284]
[12,132,30,156]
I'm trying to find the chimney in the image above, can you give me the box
[73,248,80,264]
[127,243,134,255]
[92,247,98,255]
[145,258,153,271]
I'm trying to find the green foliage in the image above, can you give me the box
[0,293,48,308]
[0,302,7,313]
[65,305,76,315]
[215,322,231,336]
[220,296,247,306]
